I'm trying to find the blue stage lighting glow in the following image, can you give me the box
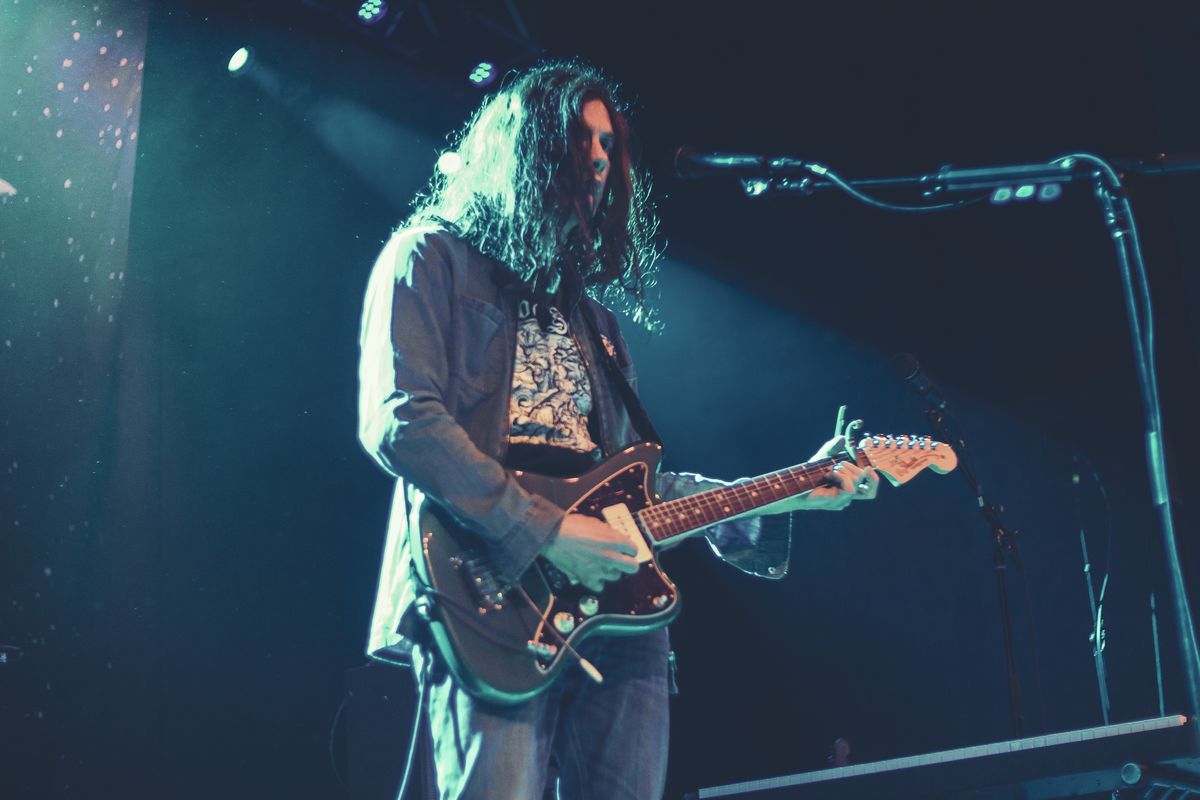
[1014,184,1036,200]
[227,47,253,75]
[742,179,769,197]
[1037,183,1063,202]
[468,62,497,88]
[358,0,387,25]
[437,151,464,175]
[990,187,1013,204]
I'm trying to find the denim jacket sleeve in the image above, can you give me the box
[655,471,792,579]
[596,306,792,580]
[357,228,564,583]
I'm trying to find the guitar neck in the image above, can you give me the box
[637,453,858,545]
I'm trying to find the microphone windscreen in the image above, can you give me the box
[673,147,766,179]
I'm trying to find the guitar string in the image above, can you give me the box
[420,442,940,688]
[658,458,832,519]
[418,443,927,689]
[641,456,842,540]
[641,439,937,540]
[643,444,901,539]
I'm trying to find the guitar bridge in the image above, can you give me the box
[527,640,558,668]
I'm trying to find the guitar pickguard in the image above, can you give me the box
[517,459,678,669]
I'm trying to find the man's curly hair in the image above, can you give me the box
[405,60,662,329]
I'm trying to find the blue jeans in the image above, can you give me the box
[414,628,671,799]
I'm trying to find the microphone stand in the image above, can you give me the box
[923,403,1030,737]
[696,150,1200,737]
[1085,156,1200,742]
[733,156,1200,199]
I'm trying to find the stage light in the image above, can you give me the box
[1014,184,1036,200]
[1037,183,1063,202]
[357,0,387,25]
[990,187,1013,204]
[227,47,253,76]
[437,151,463,175]
[742,179,769,197]
[468,61,497,89]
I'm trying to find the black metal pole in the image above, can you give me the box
[926,406,1026,737]
[1089,165,1200,734]
[992,526,1026,737]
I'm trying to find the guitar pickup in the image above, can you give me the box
[527,641,558,659]
[601,504,653,564]
[457,553,507,611]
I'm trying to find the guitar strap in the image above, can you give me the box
[579,301,663,448]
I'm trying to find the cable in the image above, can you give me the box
[393,655,431,800]
[804,163,988,212]
[328,692,350,795]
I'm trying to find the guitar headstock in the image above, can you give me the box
[855,435,957,486]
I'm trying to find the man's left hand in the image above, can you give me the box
[759,406,882,514]
[788,433,879,511]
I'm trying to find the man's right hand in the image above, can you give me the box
[543,513,640,592]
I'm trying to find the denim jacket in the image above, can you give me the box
[357,226,791,664]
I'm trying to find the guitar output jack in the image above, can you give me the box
[553,612,576,634]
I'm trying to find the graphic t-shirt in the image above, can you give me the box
[508,299,601,457]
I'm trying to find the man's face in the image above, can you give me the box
[581,98,614,219]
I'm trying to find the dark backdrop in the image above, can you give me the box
[3,1,1199,798]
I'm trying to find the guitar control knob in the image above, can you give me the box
[553,612,576,634]
[579,596,599,617]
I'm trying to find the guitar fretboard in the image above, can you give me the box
[638,455,848,543]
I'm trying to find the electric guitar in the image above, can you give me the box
[413,435,957,704]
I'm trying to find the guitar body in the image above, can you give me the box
[415,441,680,705]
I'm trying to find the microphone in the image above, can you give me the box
[891,352,948,410]
[673,146,809,179]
